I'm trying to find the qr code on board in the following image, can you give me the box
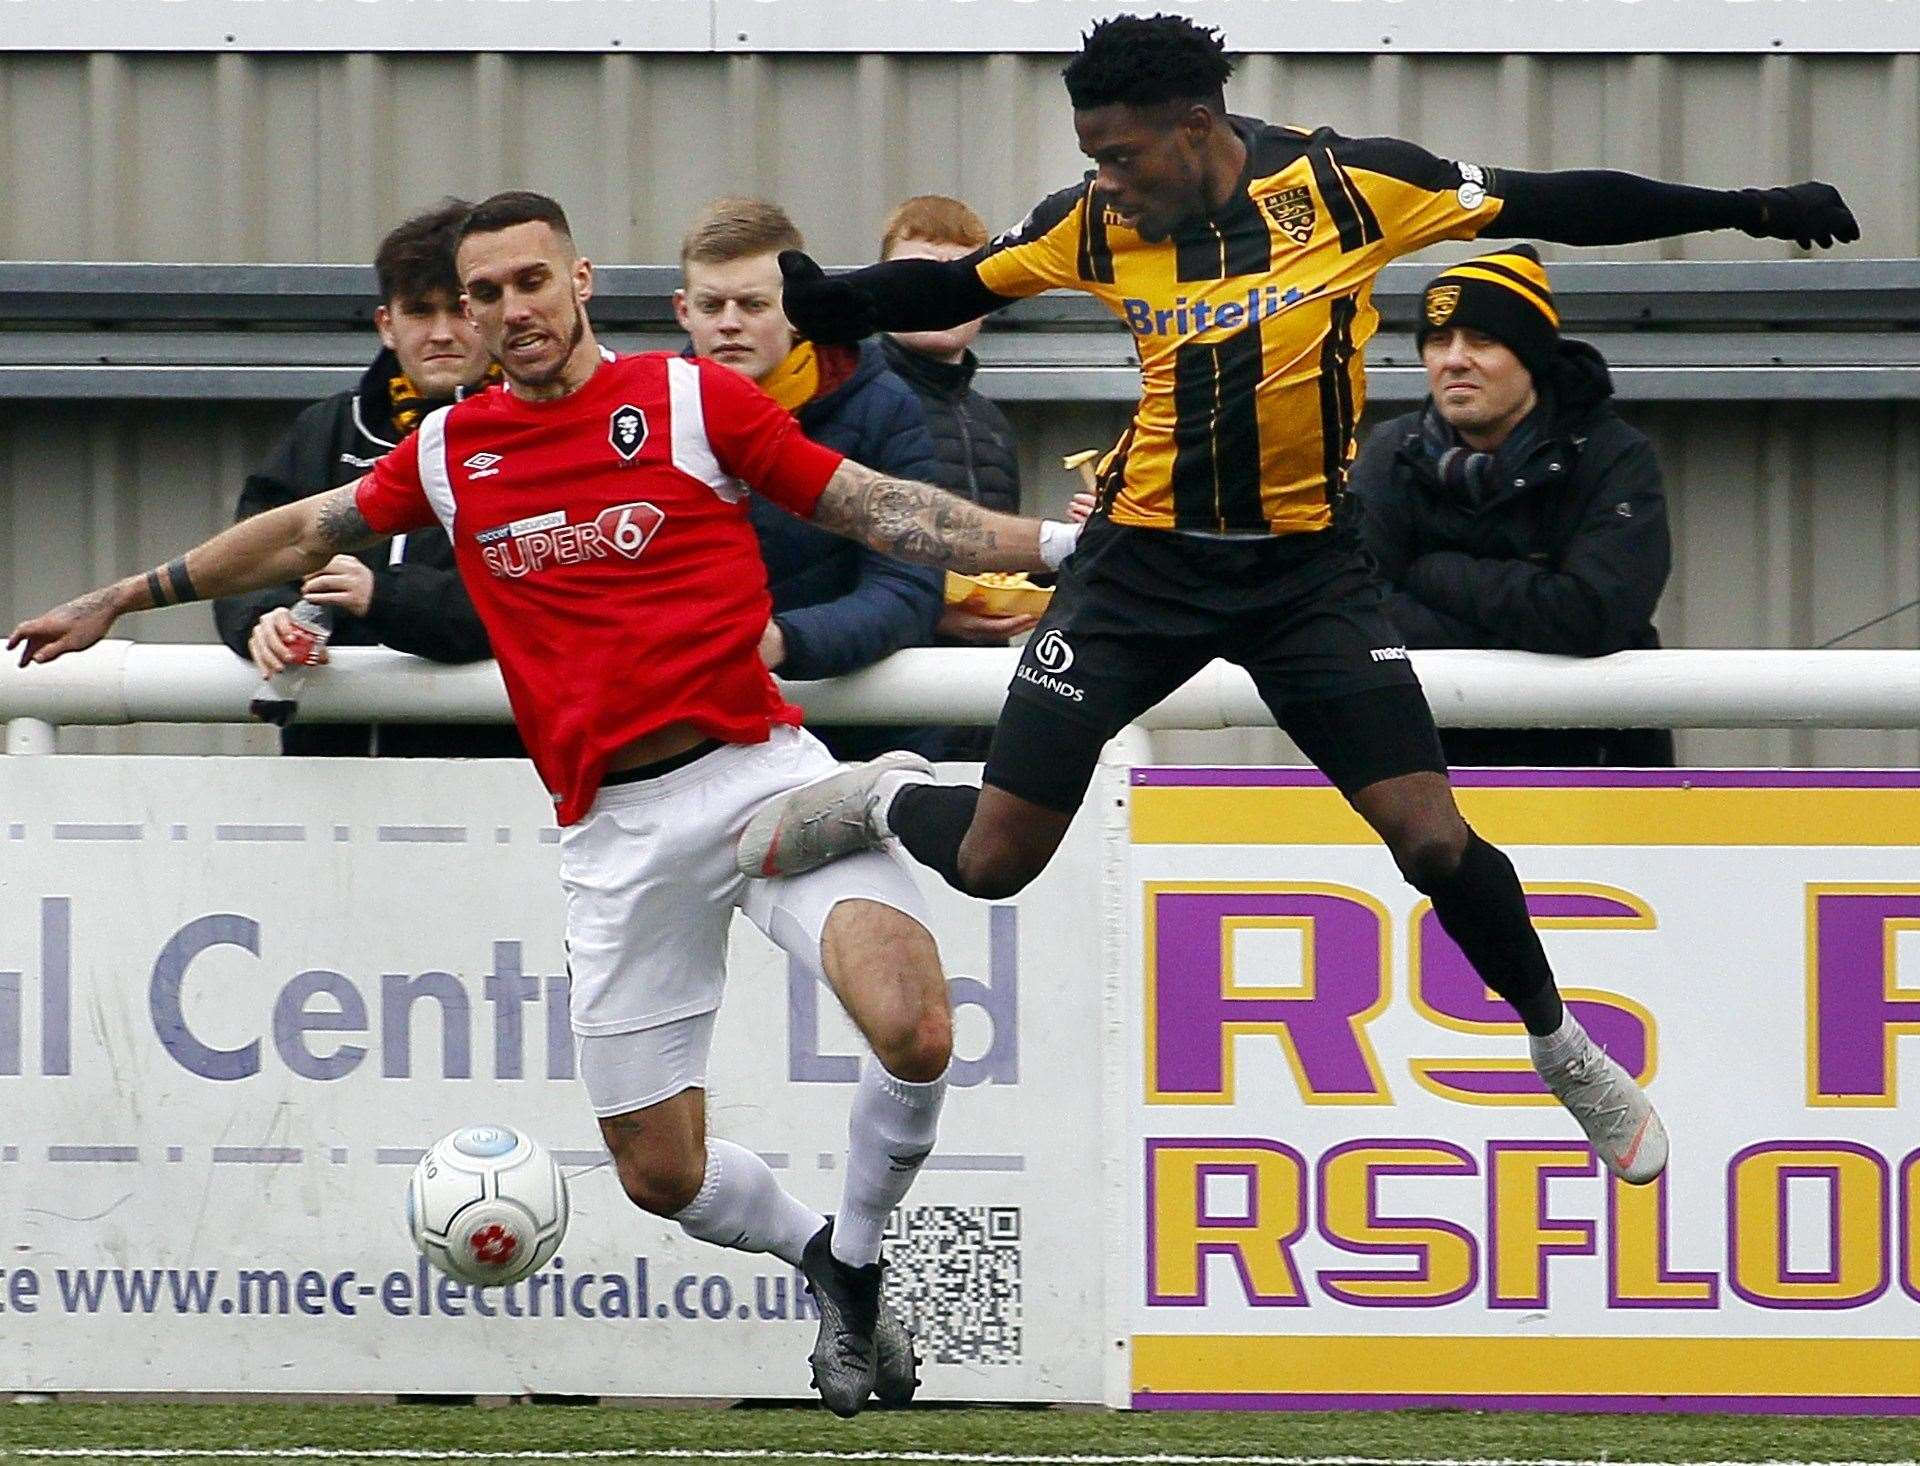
[881,1205,1022,1365]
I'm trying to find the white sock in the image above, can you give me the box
[832,1055,947,1267]
[672,1138,824,1267]
[872,769,936,838]
[1529,1012,1591,1076]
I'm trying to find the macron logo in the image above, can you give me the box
[464,452,504,479]
[1369,646,1409,663]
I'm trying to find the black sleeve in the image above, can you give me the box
[960,395,1021,514]
[870,255,1009,330]
[360,561,495,664]
[1345,422,1417,586]
[1384,589,1486,650]
[1492,168,1762,247]
[211,448,307,658]
[1401,433,1671,656]
[972,397,1024,515]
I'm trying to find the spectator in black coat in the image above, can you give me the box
[676,198,943,761]
[214,199,523,758]
[877,195,1033,759]
[1350,244,1674,767]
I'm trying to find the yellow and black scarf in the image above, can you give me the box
[388,360,505,437]
[757,341,859,415]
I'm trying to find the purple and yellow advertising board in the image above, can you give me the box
[1123,768,1920,1414]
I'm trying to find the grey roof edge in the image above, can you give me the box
[3,258,1917,327]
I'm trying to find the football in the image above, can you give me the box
[407,1124,569,1288]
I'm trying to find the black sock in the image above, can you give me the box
[888,782,980,893]
[1423,832,1565,1036]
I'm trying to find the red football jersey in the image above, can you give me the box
[355,350,844,824]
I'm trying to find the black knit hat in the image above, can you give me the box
[1414,243,1560,382]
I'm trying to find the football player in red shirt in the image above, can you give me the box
[11,191,1079,1417]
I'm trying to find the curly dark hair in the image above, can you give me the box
[1062,13,1234,112]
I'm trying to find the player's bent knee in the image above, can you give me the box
[602,1105,707,1217]
[1389,824,1469,891]
[878,1007,953,1083]
[863,974,953,1081]
[954,837,1045,900]
[955,786,1072,898]
[613,1145,706,1217]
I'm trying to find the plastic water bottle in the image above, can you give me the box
[248,599,334,726]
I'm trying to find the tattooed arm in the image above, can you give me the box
[10,482,383,665]
[809,459,1074,576]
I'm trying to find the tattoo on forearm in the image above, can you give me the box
[143,556,199,607]
[74,588,116,617]
[316,488,376,551]
[816,467,1006,570]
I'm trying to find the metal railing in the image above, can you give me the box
[4,258,1917,403]
[6,642,1920,755]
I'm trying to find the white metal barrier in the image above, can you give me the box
[4,642,1920,749]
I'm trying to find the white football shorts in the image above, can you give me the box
[558,724,932,1116]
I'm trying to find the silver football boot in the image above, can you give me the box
[737,750,931,879]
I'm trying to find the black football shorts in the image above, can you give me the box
[983,516,1447,811]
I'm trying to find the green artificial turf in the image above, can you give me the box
[0,1400,1914,1465]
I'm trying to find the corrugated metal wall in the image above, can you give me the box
[3,50,1918,763]
[5,51,1916,263]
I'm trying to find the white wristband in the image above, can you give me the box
[1038,518,1081,571]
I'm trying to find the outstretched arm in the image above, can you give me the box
[779,250,1012,345]
[9,483,382,665]
[1494,171,1855,249]
[808,458,1076,576]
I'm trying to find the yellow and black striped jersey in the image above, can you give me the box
[974,119,1504,535]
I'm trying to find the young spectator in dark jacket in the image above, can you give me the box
[675,198,943,761]
[876,195,1033,760]
[1350,244,1674,767]
[214,200,523,759]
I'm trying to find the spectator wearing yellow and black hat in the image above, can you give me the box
[1350,244,1675,767]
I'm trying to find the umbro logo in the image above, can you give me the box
[464,452,504,479]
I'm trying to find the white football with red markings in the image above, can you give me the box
[407,1124,568,1288]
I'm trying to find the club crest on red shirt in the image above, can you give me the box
[610,404,648,463]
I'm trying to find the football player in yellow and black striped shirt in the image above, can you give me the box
[742,13,1857,1183]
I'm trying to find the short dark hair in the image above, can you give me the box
[457,190,575,249]
[1062,13,1233,112]
[373,198,471,305]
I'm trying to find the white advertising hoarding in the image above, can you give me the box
[0,756,1107,1400]
[10,755,1920,1411]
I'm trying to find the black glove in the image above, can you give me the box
[778,250,878,345]
[1741,181,1859,249]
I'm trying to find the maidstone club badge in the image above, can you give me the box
[609,404,648,463]
[1425,284,1461,326]
[1261,184,1317,245]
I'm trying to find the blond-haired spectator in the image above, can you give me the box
[675,197,943,762]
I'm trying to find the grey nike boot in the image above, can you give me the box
[872,1295,921,1406]
[799,1221,880,1417]
[1534,1030,1670,1184]
[737,751,932,879]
